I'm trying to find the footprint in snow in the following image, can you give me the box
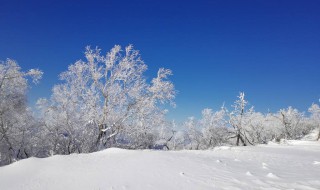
[262,162,268,169]
[266,173,279,179]
[180,172,185,176]
[216,159,222,163]
[246,171,253,176]
[313,161,320,165]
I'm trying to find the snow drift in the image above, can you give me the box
[1,141,320,190]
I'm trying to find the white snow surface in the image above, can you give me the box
[1,141,320,190]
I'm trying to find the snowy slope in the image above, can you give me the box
[1,141,320,190]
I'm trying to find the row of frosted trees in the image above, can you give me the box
[176,93,320,150]
[1,45,319,166]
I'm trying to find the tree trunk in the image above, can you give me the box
[236,134,240,146]
[239,135,246,146]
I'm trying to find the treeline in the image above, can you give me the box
[0,45,319,166]
[167,94,320,150]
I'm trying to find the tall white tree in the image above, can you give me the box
[38,45,175,151]
[0,59,42,165]
[228,92,254,146]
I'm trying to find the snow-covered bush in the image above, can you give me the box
[274,107,311,140]
[200,108,229,148]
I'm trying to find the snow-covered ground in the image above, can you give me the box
[1,141,320,190]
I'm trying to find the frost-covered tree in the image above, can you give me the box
[36,88,98,155]
[152,120,178,150]
[169,131,186,149]
[245,112,275,144]
[228,92,254,146]
[308,103,320,140]
[258,113,281,142]
[200,108,228,148]
[38,45,175,151]
[178,93,316,148]
[184,117,203,149]
[0,59,42,165]
[275,107,305,140]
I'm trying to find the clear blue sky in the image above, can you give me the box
[1,0,320,122]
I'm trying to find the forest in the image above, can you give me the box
[1,45,319,166]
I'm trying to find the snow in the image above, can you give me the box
[1,141,320,190]
[302,128,319,141]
